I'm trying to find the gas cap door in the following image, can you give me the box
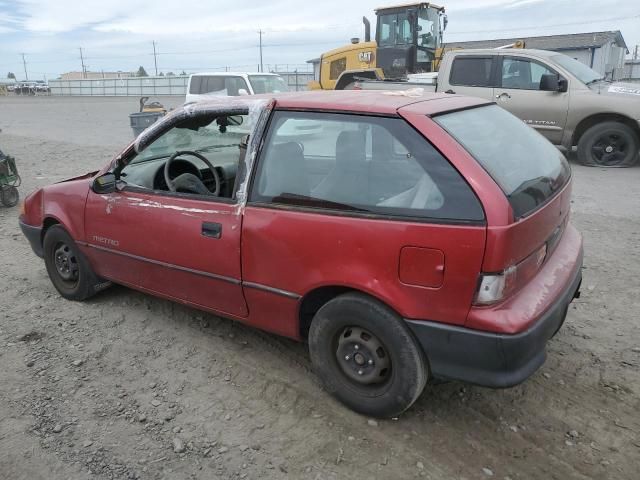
[399,246,445,288]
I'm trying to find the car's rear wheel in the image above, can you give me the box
[577,122,639,167]
[43,225,109,301]
[308,292,428,418]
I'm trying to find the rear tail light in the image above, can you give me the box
[474,243,547,306]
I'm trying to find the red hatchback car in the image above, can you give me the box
[20,92,582,417]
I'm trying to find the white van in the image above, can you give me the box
[185,72,289,104]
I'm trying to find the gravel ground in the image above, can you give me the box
[1,96,639,480]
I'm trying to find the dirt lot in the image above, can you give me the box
[1,96,639,480]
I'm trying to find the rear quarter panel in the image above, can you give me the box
[242,206,486,326]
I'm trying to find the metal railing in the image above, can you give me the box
[48,72,314,96]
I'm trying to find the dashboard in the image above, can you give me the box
[122,157,238,198]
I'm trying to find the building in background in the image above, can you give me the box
[60,71,134,80]
[445,31,629,79]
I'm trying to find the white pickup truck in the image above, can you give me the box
[355,48,640,167]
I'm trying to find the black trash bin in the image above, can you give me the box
[129,111,164,138]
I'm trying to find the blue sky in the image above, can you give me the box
[0,0,638,80]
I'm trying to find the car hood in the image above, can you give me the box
[57,170,99,183]
[588,81,640,99]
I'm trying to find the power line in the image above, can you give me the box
[446,13,640,36]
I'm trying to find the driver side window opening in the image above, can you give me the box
[119,113,249,201]
[250,111,484,223]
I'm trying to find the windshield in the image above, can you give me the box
[552,54,602,84]
[249,75,289,94]
[435,105,570,218]
[132,115,247,165]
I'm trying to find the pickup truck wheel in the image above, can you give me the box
[43,225,109,301]
[308,293,428,418]
[577,122,639,167]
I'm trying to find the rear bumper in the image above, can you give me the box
[406,227,583,388]
[19,217,43,258]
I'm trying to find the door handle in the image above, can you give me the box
[496,92,511,100]
[202,222,222,239]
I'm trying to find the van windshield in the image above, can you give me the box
[435,105,570,218]
[248,75,289,94]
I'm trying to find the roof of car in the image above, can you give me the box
[269,90,490,116]
[190,72,280,77]
[447,48,561,59]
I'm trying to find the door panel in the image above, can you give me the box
[84,189,247,317]
[495,56,569,145]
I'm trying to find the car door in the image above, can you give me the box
[444,55,498,100]
[494,55,569,145]
[83,111,248,318]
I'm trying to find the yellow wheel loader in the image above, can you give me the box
[309,2,448,90]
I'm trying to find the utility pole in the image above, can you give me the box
[21,53,28,80]
[258,29,264,72]
[634,45,639,61]
[152,41,158,76]
[79,47,86,79]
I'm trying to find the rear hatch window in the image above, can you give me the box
[434,105,570,218]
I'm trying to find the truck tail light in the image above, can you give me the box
[474,243,547,306]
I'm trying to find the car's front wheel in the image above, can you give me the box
[308,292,428,418]
[43,225,109,301]
[577,121,639,167]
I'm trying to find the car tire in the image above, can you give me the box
[308,292,428,418]
[43,225,109,301]
[577,122,639,167]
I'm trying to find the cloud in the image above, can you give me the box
[1,0,638,80]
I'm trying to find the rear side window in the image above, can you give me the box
[435,105,570,218]
[250,111,484,223]
[189,76,232,95]
[450,57,494,87]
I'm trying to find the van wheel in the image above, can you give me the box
[577,122,639,167]
[308,293,428,418]
[43,225,109,301]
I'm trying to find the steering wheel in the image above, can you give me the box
[164,150,221,196]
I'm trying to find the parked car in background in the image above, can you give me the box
[355,49,640,167]
[185,72,319,137]
[13,80,49,95]
[19,91,582,417]
[185,72,289,104]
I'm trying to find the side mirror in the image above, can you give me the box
[540,73,567,92]
[558,77,568,93]
[92,172,116,194]
[238,88,249,96]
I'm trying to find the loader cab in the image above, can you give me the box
[375,2,446,77]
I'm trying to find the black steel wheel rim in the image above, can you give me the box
[335,326,391,386]
[591,132,629,166]
[53,242,79,284]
